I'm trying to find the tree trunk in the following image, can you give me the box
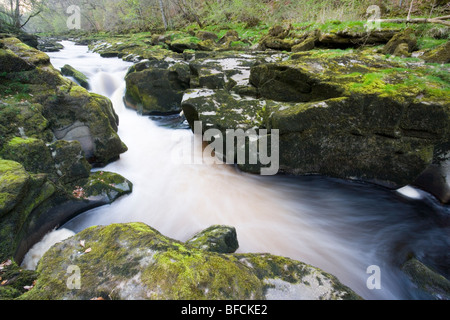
[159,0,168,30]
[14,0,20,29]
[381,15,450,26]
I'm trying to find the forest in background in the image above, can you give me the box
[0,0,449,35]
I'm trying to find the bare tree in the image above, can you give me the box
[158,0,168,29]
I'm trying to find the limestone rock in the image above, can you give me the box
[186,225,239,253]
[184,49,449,191]
[61,64,89,89]
[124,59,190,115]
[422,41,450,64]
[292,37,315,52]
[19,223,361,300]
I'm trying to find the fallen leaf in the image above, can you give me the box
[84,247,92,253]
[1,280,8,285]
[0,260,12,268]
[80,240,85,247]
[23,285,33,291]
[90,297,105,300]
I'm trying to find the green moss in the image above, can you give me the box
[20,222,358,300]
[0,159,30,216]
[402,258,450,299]
[1,137,54,174]
[60,65,89,89]
[0,259,38,300]
[81,171,132,201]
[186,225,239,253]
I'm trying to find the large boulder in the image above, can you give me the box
[0,38,133,265]
[19,223,361,300]
[124,59,190,115]
[0,37,128,167]
[183,49,450,198]
[0,158,132,264]
[382,28,417,57]
[41,88,127,166]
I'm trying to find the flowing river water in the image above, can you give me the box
[22,41,450,300]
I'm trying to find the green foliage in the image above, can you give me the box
[22,0,450,36]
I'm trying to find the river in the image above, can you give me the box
[22,40,450,300]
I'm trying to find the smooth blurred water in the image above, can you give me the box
[24,41,449,300]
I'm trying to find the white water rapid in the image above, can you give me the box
[22,41,450,300]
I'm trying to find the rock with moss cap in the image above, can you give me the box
[19,222,361,300]
[186,225,239,253]
[61,64,89,89]
[0,158,132,265]
[382,28,417,57]
[0,38,133,267]
[124,59,190,115]
[422,41,450,64]
[0,159,30,217]
[0,37,128,167]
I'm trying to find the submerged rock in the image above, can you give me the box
[402,258,450,300]
[20,223,361,300]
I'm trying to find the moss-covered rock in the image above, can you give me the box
[183,48,449,193]
[402,257,450,300]
[124,60,190,115]
[41,87,127,166]
[0,159,30,218]
[196,31,218,42]
[292,37,315,52]
[0,48,34,73]
[0,37,133,266]
[61,64,89,89]
[1,37,128,167]
[1,137,54,174]
[81,171,133,202]
[186,225,239,253]
[0,159,59,262]
[382,28,417,56]
[422,41,450,63]
[48,140,92,185]
[317,29,398,49]
[0,259,38,300]
[168,36,201,53]
[19,222,360,300]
